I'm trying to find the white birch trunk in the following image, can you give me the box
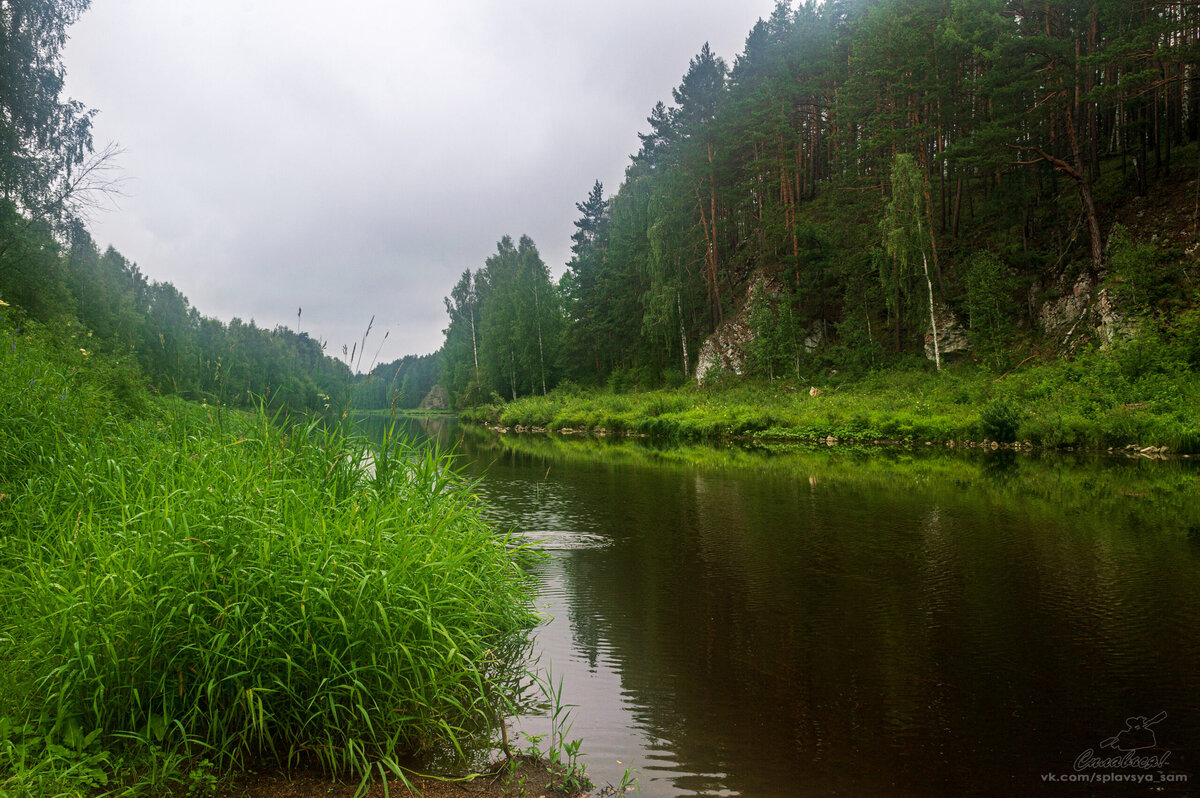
[677,289,689,377]
[923,251,941,371]
[469,305,479,375]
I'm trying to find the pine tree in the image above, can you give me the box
[562,180,610,380]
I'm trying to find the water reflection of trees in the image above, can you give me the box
[459,430,1200,794]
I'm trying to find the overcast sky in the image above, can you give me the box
[63,1,776,365]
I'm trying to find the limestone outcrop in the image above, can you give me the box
[1033,269,1130,351]
[925,303,969,361]
[419,384,449,411]
[693,271,787,385]
[694,315,752,385]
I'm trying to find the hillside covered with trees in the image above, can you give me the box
[441,0,1200,403]
[0,1,432,415]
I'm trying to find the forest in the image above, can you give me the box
[441,0,1200,403]
[5,1,1198,418]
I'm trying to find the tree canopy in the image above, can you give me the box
[437,0,1200,397]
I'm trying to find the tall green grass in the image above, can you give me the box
[0,322,538,793]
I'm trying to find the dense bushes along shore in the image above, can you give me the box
[462,319,1200,453]
[0,320,539,796]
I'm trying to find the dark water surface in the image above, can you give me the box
[362,415,1199,796]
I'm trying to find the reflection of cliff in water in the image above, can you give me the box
[461,430,1200,796]
[352,413,458,450]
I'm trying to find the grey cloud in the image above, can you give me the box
[64,0,771,362]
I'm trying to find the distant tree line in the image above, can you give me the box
[1,213,355,410]
[0,0,425,415]
[5,0,1198,413]
[441,0,1200,402]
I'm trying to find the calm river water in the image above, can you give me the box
[365,415,1199,797]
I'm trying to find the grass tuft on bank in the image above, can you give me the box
[0,321,539,796]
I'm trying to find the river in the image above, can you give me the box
[361,414,1199,796]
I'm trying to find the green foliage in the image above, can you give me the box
[0,209,356,415]
[979,396,1024,443]
[561,180,613,383]
[0,714,112,798]
[0,322,539,791]
[186,758,219,798]
[354,351,443,411]
[453,380,498,411]
[0,204,75,323]
[1167,305,1200,367]
[880,153,937,352]
[0,0,97,223]
[606,367,635,394]
[965,250,1017,361]
[443,236,563,403]
[484,331,1200,452]
[428,0,1200,386]
[1107,224,1178,313]
[744,280,799,381]
[614,766,640,795]
[442,269,482,400]
[523,672,590,797]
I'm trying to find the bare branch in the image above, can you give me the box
[1006,143,1081,181]
[34,141,129,227]
[1122,75,1182,101]
[1031,90,1066,112]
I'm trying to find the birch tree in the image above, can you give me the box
[881,153,941,369]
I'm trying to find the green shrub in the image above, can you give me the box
[468,350,1200,451]
[661,368,687,388]
[1168,305,1200,366]
[979,396,1024,442]
[1107,224,1178,312]
[458,403,502,425]
[965,250,1017,361]
[454,380,495,409]
[606,368,633,394]
[1175,426,1200,454]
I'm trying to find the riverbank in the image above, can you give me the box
[460,343,1200,453]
